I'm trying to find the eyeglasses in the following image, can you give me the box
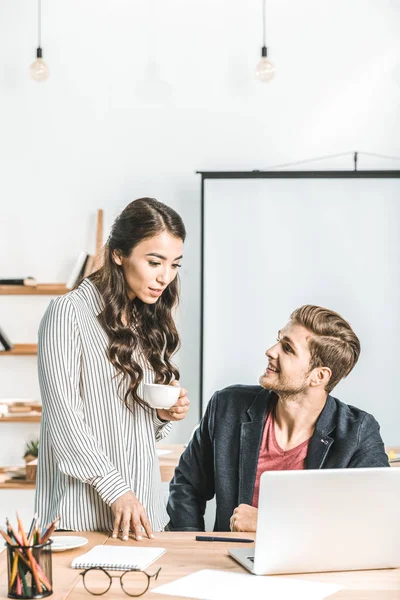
[79,566,162,597]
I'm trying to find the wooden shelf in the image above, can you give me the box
[0,467,35,490]
[0,480,35,490]
[0,284,68,295]
[0,344,37,356]
[0,414,41,423]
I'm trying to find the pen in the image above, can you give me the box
[195,536,253,543]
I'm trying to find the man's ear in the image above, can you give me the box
[112,250,123,266]
[309,366,331,388]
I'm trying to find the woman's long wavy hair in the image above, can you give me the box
[89,197,186,411]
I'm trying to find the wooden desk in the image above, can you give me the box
[1,532,399,599]
[157,444,185,482]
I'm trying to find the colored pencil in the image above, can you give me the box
[9,553,19,589]
[27,512,38,544]
[5,518,23,546]
[15,574,22,596]
[0,527,23,552]
[34,523,40,545]
[16,512,28,545]
[18,562,30,597]
[40,516,60,544]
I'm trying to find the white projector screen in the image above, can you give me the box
[202,174,400,445]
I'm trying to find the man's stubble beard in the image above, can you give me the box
[259,373,309,403]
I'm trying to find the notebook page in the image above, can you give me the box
[71,545,166,571]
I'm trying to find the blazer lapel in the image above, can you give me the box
[238,389,271,505]
[306,395,337,469]
[238,421,265,504]
[305,433,334,469]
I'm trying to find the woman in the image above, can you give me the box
[35,197,189,540]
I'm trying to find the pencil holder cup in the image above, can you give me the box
[6,540,53,599]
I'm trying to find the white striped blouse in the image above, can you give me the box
[34,278,172,532]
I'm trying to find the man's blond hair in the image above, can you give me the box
[290,305,360,393]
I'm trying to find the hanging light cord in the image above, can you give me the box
[38,0,41,48]
[262,0,266,47]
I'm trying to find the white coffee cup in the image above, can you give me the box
[143,383,180,409]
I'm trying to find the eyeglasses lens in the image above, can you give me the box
[83,569,111,595]
[120,570,149,596]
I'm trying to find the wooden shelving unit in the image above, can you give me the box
[0,283,58,488]
[0,415,41,423]
[0,213,101,491]
[0,284,68,296]
[0,344,37,356]
[0,286,65,353]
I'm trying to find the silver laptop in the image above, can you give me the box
[229,468,400,575]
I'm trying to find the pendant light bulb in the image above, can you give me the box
[256,0,274,82]
[255,46,275,83]
[30,47,49,82]
[30,0,49,82]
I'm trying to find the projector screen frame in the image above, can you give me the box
[197,169,400,415]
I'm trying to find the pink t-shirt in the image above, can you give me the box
[251,408,310,507]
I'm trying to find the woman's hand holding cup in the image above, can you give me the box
[161,383,189,421]
[143,380,190,422]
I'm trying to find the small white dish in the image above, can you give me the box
[156,449,172,456]
[50,535,88,552]
[143,383,180,409]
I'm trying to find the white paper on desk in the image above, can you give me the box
[153,569,342,600]
[156,449,172,456]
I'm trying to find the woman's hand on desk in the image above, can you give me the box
[157,382,190,422]
[111,491,154,541]
[230,504,258,532]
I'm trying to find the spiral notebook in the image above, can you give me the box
[71,545,166,571]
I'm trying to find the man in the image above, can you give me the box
[167,305,389,532]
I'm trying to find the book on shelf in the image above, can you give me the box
[83,254,95,278]
[4,401,42,414]
[66,252,89,289]
[0,326,13,351]
[0,277,37,287]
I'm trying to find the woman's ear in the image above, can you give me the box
[112,250,123,266]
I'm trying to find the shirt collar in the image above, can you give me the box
[76,278,105,316]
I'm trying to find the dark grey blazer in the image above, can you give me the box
[167,385,389,532]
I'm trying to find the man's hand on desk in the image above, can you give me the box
[230,504,258,532]
[157,382,190,422]
[111,491,154,541]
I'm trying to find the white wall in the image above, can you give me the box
[0,0,399,464]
